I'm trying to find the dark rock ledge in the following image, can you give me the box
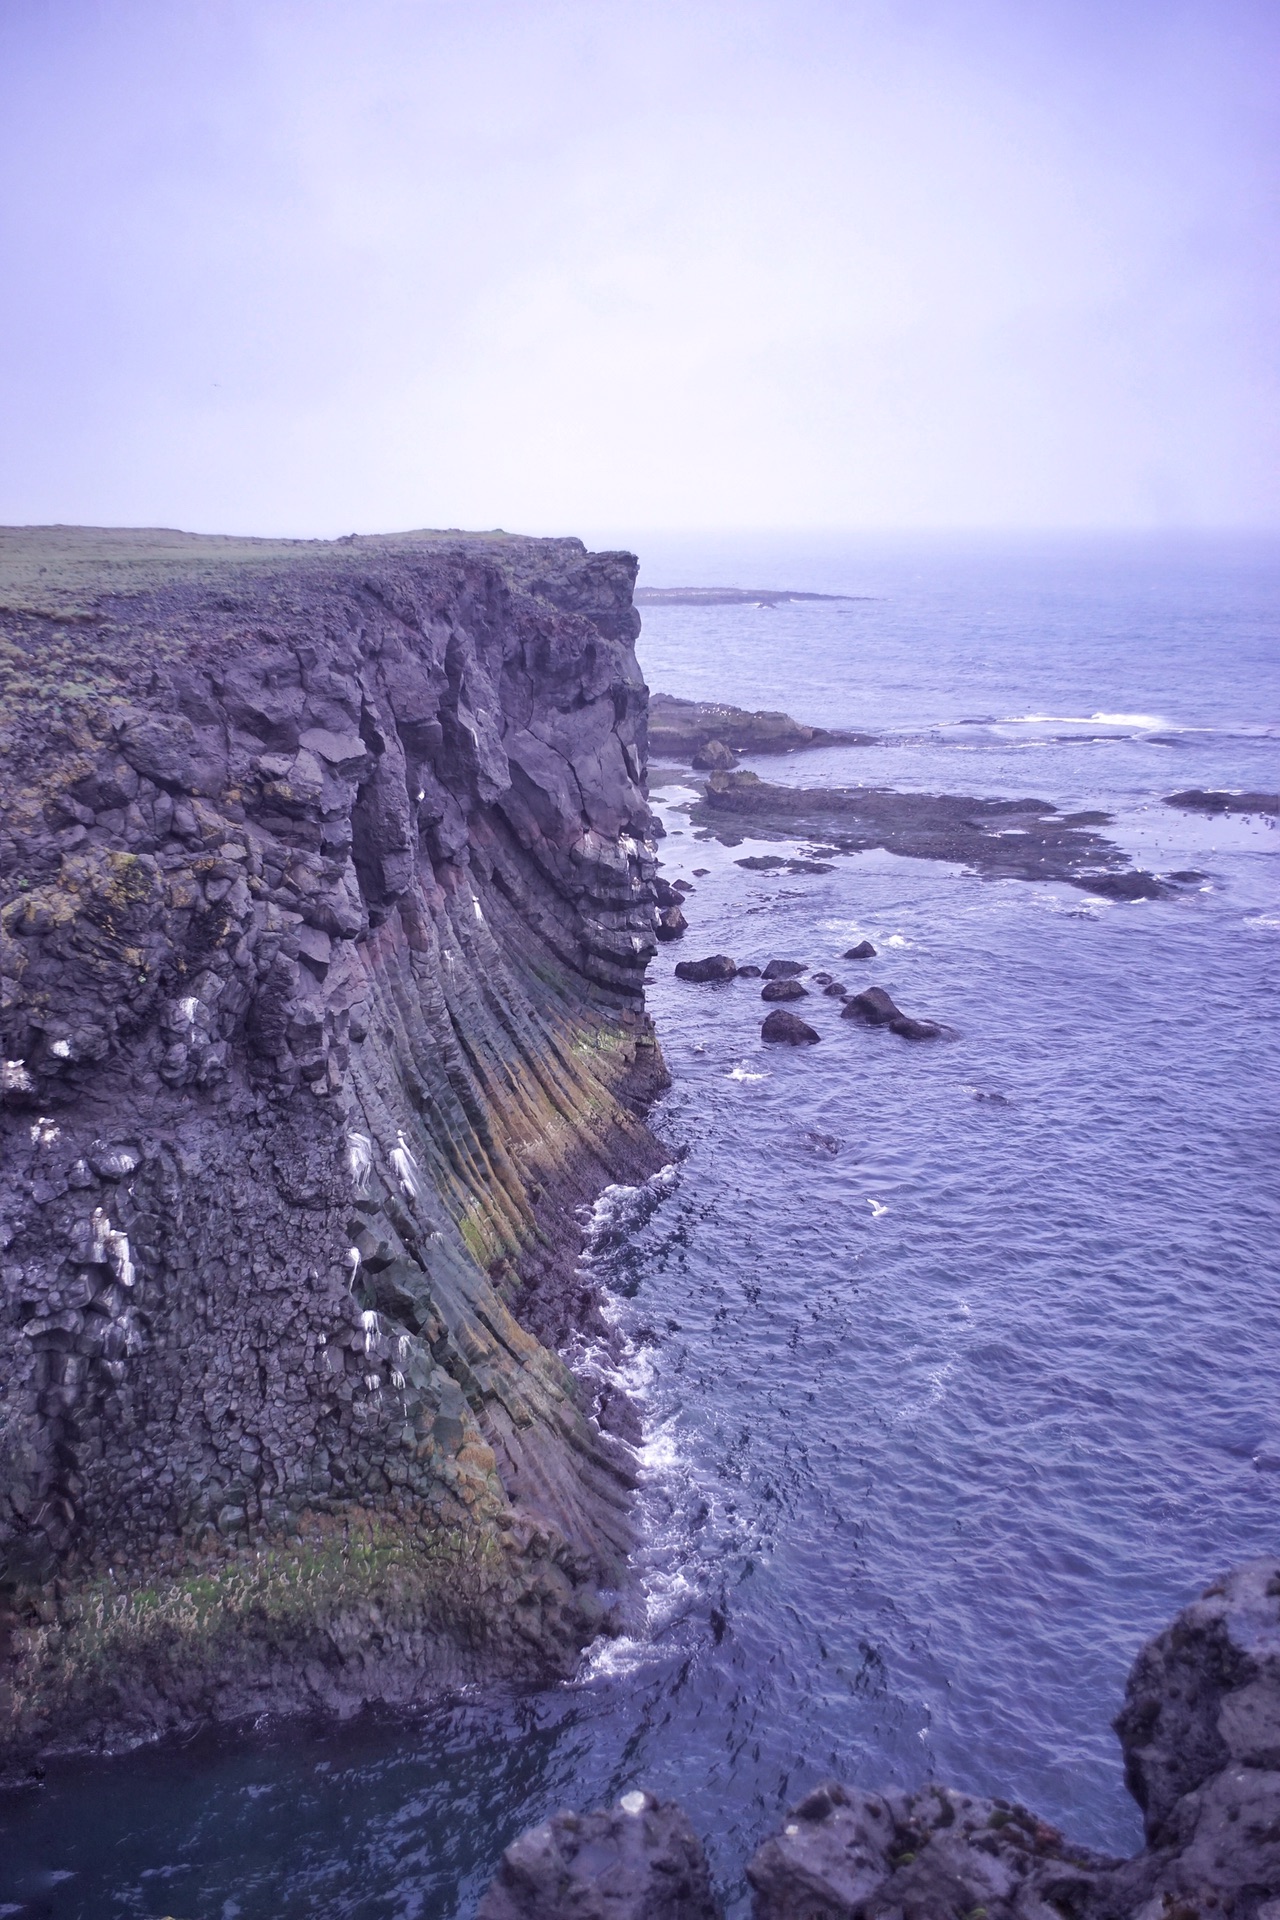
[689,769,1172,896]
[0,525,671,1774]
[482,1558,1280,1917]
[648,694,874,761]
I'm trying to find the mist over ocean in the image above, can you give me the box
[4,532,1277,1919]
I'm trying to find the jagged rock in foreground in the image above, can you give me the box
[0,525,668,1769]
[483,1560,1280,1918]
[477,1791,720,1920]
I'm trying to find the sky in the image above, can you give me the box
[0,0,1276,537]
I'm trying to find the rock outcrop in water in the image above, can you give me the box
[648,695,872,761]
[691,769,1172,896]
[483,1559,1280,1917]
[0,526,668,1769]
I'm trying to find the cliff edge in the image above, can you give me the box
[0,526,667,1768]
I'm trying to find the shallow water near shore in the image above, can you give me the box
[3,533,1279,1919]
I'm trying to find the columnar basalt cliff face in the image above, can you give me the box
[0,527,667,1763]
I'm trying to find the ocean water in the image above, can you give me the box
[3,534,1278,1919]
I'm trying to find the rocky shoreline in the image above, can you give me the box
[479,1558,1280,1917]
[0,526,669,1776]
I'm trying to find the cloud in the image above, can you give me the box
[0,0,1275,532]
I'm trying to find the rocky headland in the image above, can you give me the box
[0,525,669,1773]
[480,1558,1280,1917]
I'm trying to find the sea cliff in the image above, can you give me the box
[0,526,667,1768]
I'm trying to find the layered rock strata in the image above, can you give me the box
[484,1560,1280,1917]
[0,526,667,1765]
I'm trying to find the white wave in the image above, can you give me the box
[727,1063,769,1081]
[998,711,1165,729]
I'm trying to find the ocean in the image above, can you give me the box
[3,532,1278,1919]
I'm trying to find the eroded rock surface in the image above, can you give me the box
[481,1563,1280,1919]
[477,1791,720,1920]
[691,769,1171,896]
[0,526,669,1765]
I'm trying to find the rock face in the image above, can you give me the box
[1109,1556,1280,1905]
[477,1791,721,1920]
[480,1562,1280,1918]
[0,526,670,1765]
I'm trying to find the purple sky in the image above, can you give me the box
[1,1,1276,535]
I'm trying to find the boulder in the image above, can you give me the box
[761,979,809,1002]
[656,905,688,942]
[691,739,737,772]
[762,959,807,979]
[477,1790,720,1920]
[674,954,737,983]
[889,1016,942,1041]
[841,987,901,1026]
[736,965,763,979]
[1115,1557,1280,1845]
[822,982,848,999]
[761,1010,820,1045]
[842,941,876,960]
[747,1781,1109,1920]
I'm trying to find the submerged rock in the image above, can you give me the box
[1164,788,1280,816]
[822,982,849,998]
[674,954,737,983]
[843,988,943,1041]
[889,1016,942,1040]
[762,1010,820,1045]
[736,964,763,979]
[761,979,809,1002]
[477,1791,720,1920]
[841,987,901,1026]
